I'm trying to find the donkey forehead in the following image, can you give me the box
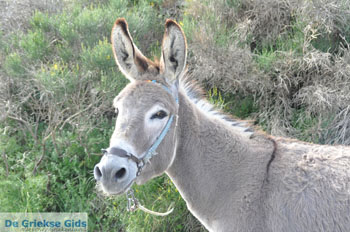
[113,81,176,111]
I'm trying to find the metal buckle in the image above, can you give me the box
[126,189,138,212]
[136,160,144,176]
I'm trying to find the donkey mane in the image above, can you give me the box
[179,76,254,138]
[179,76,278,177]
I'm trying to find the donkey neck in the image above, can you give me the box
[166,91,274,231]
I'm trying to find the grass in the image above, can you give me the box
[1,0,350,231]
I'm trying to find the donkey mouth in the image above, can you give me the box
[99,179,134,196]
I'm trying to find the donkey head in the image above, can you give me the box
[94,18,187,195]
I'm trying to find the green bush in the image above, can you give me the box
[81,39,116,72]
[4,52,26,77]
[30,11,52,32]
[0,175,49,212]
[21,29,51,60]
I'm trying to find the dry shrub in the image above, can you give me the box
[225,0,350,49]
[0,0,64,33]
[302,0,350,34]
[188,37,260,93]
[237,0,295,46]
[185,0,265,93]
[293,45,350,144]
[185,0,350,145]
[161,0,185,19]
[248,41,350,144]
[250,18,350,143]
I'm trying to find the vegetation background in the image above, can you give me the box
[0,0,349,231]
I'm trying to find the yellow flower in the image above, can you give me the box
[53,64,58,70]
[150,2,154,7]
[106,55,111,60]
[179,21,184,27]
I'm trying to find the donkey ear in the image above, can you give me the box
[160,19,187,85]
[111,18,149,81]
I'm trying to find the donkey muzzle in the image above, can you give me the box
[94,147,138,194]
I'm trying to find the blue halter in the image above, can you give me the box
[139,80,178,175]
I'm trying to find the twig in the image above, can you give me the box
[59,103,93,130]
[2,152,9,178]
[33,143,46,175]
[51,130,61,157]
[7,115,38,143]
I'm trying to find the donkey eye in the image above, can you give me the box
[151,110,168,120]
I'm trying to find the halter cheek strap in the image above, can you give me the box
[139,80,178,173]
[141,114,175,165]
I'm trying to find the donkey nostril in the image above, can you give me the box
[115,168,126,180]
[94,165,102,180]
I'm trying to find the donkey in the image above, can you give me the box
[93,18,350,232]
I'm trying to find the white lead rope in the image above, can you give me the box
[126,189,174,216]
[138,203,174,216]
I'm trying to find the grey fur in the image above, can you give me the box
[94,18,350,232]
